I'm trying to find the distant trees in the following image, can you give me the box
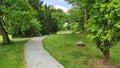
[28,0,67,35]
[65,0,94,32]
[39,5,59,35]
[67,7,84,32]
[51,8,67,31]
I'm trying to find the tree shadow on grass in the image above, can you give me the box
[0,39,29,46]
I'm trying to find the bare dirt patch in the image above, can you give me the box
[88,58,117,68]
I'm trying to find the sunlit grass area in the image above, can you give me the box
[0,35,29,68]
[57,31,72,34]
[43,33,120,68]
[0,35,2,42]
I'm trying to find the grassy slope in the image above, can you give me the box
[0,36,29,68]
[43,33,120,68]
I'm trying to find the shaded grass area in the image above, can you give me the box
[0,35,29,68]
[43,33,120,68]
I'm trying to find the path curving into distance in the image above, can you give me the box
[24,36,64,68]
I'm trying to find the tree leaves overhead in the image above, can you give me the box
[3,0,41,37]
[27,0,43,10]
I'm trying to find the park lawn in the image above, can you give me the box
[57,31,72,34]
[43,33,120,68]
[0,35,29,68]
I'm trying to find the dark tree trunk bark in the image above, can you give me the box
[99,47,110,64]
[103,50,110,64]
[0,21,10,43]
[0,0,10,43]
[84,6,88,33]
[97,41,110,64]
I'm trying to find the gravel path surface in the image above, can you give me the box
[24,36,64,68]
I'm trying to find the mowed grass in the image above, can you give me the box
[0,35,29,68]
[43,33,120,68]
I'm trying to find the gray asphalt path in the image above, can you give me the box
[24,36,64,68]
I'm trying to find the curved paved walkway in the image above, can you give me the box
[24,36,64,68]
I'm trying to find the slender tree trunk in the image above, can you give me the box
[99,48,110,64]
[97,41,110,64]
[84,6,88,33]
[0,21,10,43]
[103,50,110,64]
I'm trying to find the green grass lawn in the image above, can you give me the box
[57,31,72,34]
[43,33,120,68]
[0,35,29,68]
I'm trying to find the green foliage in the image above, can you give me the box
[87,0,120,51]
[39,5,59,35]
[3,0,41,37]
[67,7,84,32]
[66,0,94,32]
[71,23,82,32]
[51,9,67,30]
[27,0,41,10]
[66,24,71,30]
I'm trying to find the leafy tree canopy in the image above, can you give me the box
[3,0,41,37]
[87,0,120,63]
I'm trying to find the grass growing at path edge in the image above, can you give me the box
[0,35,29,68]
[43,33,120,68]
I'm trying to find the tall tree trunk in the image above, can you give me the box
[0,21,10,43]
[84,6,88,33]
